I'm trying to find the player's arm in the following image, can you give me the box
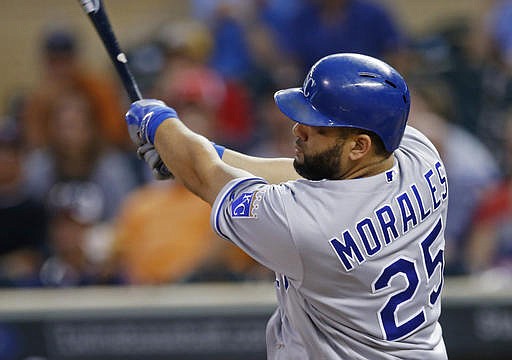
[221,149,301,184]
[154,119,252,205]
[154,123,300,197]
[126,100,264,204]
[129,101,300,186]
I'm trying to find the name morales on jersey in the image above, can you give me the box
[330,161,448,271]
[231,191,261,218]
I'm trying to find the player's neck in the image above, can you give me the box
[341,154,395,180]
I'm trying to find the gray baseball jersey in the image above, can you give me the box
[211,126,448,359]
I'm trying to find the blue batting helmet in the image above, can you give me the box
[274,53,410,152]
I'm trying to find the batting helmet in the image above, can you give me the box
[274,53,410,152]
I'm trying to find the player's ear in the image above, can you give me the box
[348,134,372,160]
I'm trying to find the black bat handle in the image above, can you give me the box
[79,0,142,102]
[79,1,173,179]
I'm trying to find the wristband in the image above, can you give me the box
[211,142,226,158]
[145,107,179,144]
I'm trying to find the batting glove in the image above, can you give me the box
[125,99,178,146]
[137,143,174,180]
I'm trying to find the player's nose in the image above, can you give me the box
[292,123,308,141]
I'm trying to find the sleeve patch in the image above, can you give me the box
[231,191,260,218]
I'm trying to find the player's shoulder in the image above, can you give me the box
[213,177,289,215]
[220,175,315,194]
[399,125,441,159]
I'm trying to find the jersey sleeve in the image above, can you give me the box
[211,177,303,281]
[401,125,441,158]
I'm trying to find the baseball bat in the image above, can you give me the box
[78,0,173,178]
[77,0,142,102]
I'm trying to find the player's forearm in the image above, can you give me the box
[222,149,301,184]
[154,120,251,204]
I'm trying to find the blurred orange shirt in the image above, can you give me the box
[113,182,258,284]
[113,183,213,284]
[23,68,128,149]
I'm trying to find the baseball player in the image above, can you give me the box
[125,53,448,359]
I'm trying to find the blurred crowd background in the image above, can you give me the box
[1,0,512,288]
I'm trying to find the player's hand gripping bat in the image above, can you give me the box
[77,0,172,179]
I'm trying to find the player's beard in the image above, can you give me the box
[293,141,344,180]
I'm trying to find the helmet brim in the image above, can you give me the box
[274,88,337,127]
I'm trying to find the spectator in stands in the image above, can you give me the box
[250,95,296,158]
[421,6,512,163]
[271,0,408,74]
[21,27,128,150]
[112,179,217,284]
[465,108,512,274]
[39,183,122,287]
[190,0,254,80]
[255,0,305,55]
[486,0,512,71]
[408,83,502,275]
[152,19,254,151]
[25,92,138,221]
[0,118,48,287]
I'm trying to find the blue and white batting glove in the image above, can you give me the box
[125,99,179,146]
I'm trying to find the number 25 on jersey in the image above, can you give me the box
[372,219,444,341]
